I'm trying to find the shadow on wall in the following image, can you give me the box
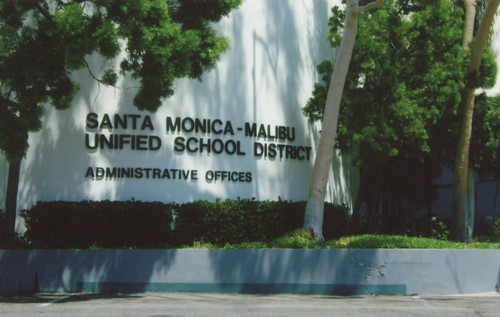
[0,248,402,295]
[15,53,132,229]
[0,249,177,293]
[207,249,500,295]
[180,0,333,201]
[11,0,355,231]
[2,248,498,295]
[15,54,110,230]
[207,249,405,295]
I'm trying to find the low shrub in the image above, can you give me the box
[172,198,306,246]
[21,200,174,248]
[430,218,450,240]
[270,229,324,249]
[473,218,493,237]
[16,199,500,249]
[19,199,356,249]
[322,204,350,239]
[356,214,383,234]
[223,241,269,249]
[493,218,500,237]
[172,199,347,246]
[170,200,211,246]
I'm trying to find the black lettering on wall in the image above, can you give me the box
[128,114,140,129]
[245,122,257,137]
[85,167,95,178]
[86,113,156,131]
[149,136,161,150]
[223,121,234,135]
[96,167,105,179]
[85,134,98,149]
[166,117,181,133]
[141,116,154,130]
[86,113,98,129]
[174,137,185,152]
[182,117,195,132]
[212,119,223,134]
[100,114,113,129]
[106,167,117,178]
[114,114,127,129]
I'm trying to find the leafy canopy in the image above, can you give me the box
[0,0,241,161]
[303,0,497,212]
[304,0,497,169]
[471,93,500,182]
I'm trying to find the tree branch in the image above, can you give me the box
[356,0,384,13]
[83,58,105,85]
[83,58,121,89]
[33,3,52,20]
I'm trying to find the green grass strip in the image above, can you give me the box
[190,230,500,249]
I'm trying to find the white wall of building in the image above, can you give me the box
[1,0,360,231]
[6,1,500,231]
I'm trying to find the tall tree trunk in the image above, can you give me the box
[466,168,474,240]
[464,1,477,242]
[453,0,476,243]
[5,159,21,241]
[452,0,500,242]
[452,87,475,241]
[304,0,384,238]
[462,0,477,49]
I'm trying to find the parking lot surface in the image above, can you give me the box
[1,292,499,316]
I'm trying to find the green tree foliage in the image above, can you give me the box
[0,0,241,239]
[451,0,500,242]
[303,0,497,232]
[471,93,500,182]
[0,0,241,161]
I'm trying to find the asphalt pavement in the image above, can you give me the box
[1,292,499,316]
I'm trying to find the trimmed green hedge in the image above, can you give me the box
[20,199,349,248]
[21,201,174,248]
[172,199,305,245]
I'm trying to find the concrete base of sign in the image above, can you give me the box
[1,249,499,295]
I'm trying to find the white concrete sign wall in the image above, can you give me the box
[0,0,358,230]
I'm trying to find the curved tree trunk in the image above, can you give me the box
[452,0,500,241]
[462,0,477,49]
[463,1,477,242]
[304,0,384,238]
